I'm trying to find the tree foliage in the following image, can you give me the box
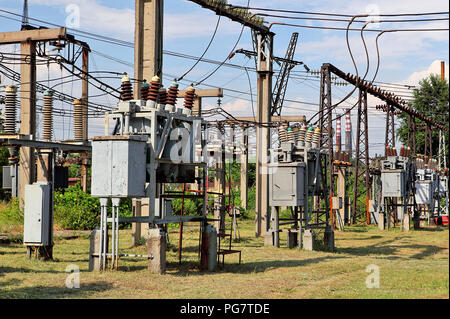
[397,74,449,157]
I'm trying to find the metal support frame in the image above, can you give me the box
[272,32,299,116]
[352,89,370,224]
[385,104,396,151]
[407,115,417,157]
[424,124,433,158]
[319,64,335,229]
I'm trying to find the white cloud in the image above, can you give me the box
[405,60,449,85]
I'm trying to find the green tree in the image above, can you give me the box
[397,74,449,156]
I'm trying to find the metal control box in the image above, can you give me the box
[268,163,305,207]
[23,182,51,246]
[415,181,433,205]
[91,136,147,198]
[2,166,12,189]
[381,170,405,198]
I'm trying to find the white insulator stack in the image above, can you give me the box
[287,128,294,142]
[305,127,314,147]
[42,90,53,140]
[292,126,300,143]
[312,127,321,149]
[73,99,83,141]
[4,86,17,134]
[278,125,288,142]
[297,124,307,146]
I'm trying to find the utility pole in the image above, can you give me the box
[0,27,68,204]
[134,0,164,98]
[80,47,89,193]
[132,0,164,243]
[254,32,273,237]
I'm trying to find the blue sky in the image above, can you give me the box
[0,0,448,155]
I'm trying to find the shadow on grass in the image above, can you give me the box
[167,255,350,276]
[342,235,383,241]
[0,281,112,298]
[415,227,445,232]
[337,237,446,260]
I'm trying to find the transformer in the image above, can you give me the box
[379,155,416,231]
[266,123,332,251]
[415,169,437,205]
[90,78,209,271]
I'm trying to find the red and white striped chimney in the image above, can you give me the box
[336,116,342,152]
[345,109,352,158]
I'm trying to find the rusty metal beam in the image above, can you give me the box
[324,63,448,131]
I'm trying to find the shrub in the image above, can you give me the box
[0,198,23,232]
[54,185,132,230]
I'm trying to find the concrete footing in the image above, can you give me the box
[147,228,167,274]
[89,229,102,271]
[402,213,410,232]
[264,231,274,246]
[303,230,314,251]
[324,227,335,251]
[378,213,385,230]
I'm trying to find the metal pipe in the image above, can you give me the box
[111,202,115,270]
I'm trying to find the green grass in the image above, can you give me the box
[0,220,448,299]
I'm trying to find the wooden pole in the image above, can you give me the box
[18,40,36,204]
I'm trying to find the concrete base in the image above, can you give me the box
[200,224,217,272]
[147,228,166,274]
[264,231,274,246]
[324,227,335,252]
[89,229,102,271]
[303,229,314,251]
[378,213,385,230]
[287,231,298,249]
[401,213,410,232]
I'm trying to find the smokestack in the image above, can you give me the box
[441,61,445,81]
[336,115,342,152]
[345,109,352,158]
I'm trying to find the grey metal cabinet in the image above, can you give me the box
[23,182,51,246]
[268,163,305,207]
[91,136,147,198]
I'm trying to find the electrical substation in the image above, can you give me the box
[0,0,449,280]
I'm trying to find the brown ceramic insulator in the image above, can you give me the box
[140,83,149,100]
[147,81,161,102]
[166,86,179,106]
[121,81,133,101]
[158,88,168,105]
[183,87,196,110]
